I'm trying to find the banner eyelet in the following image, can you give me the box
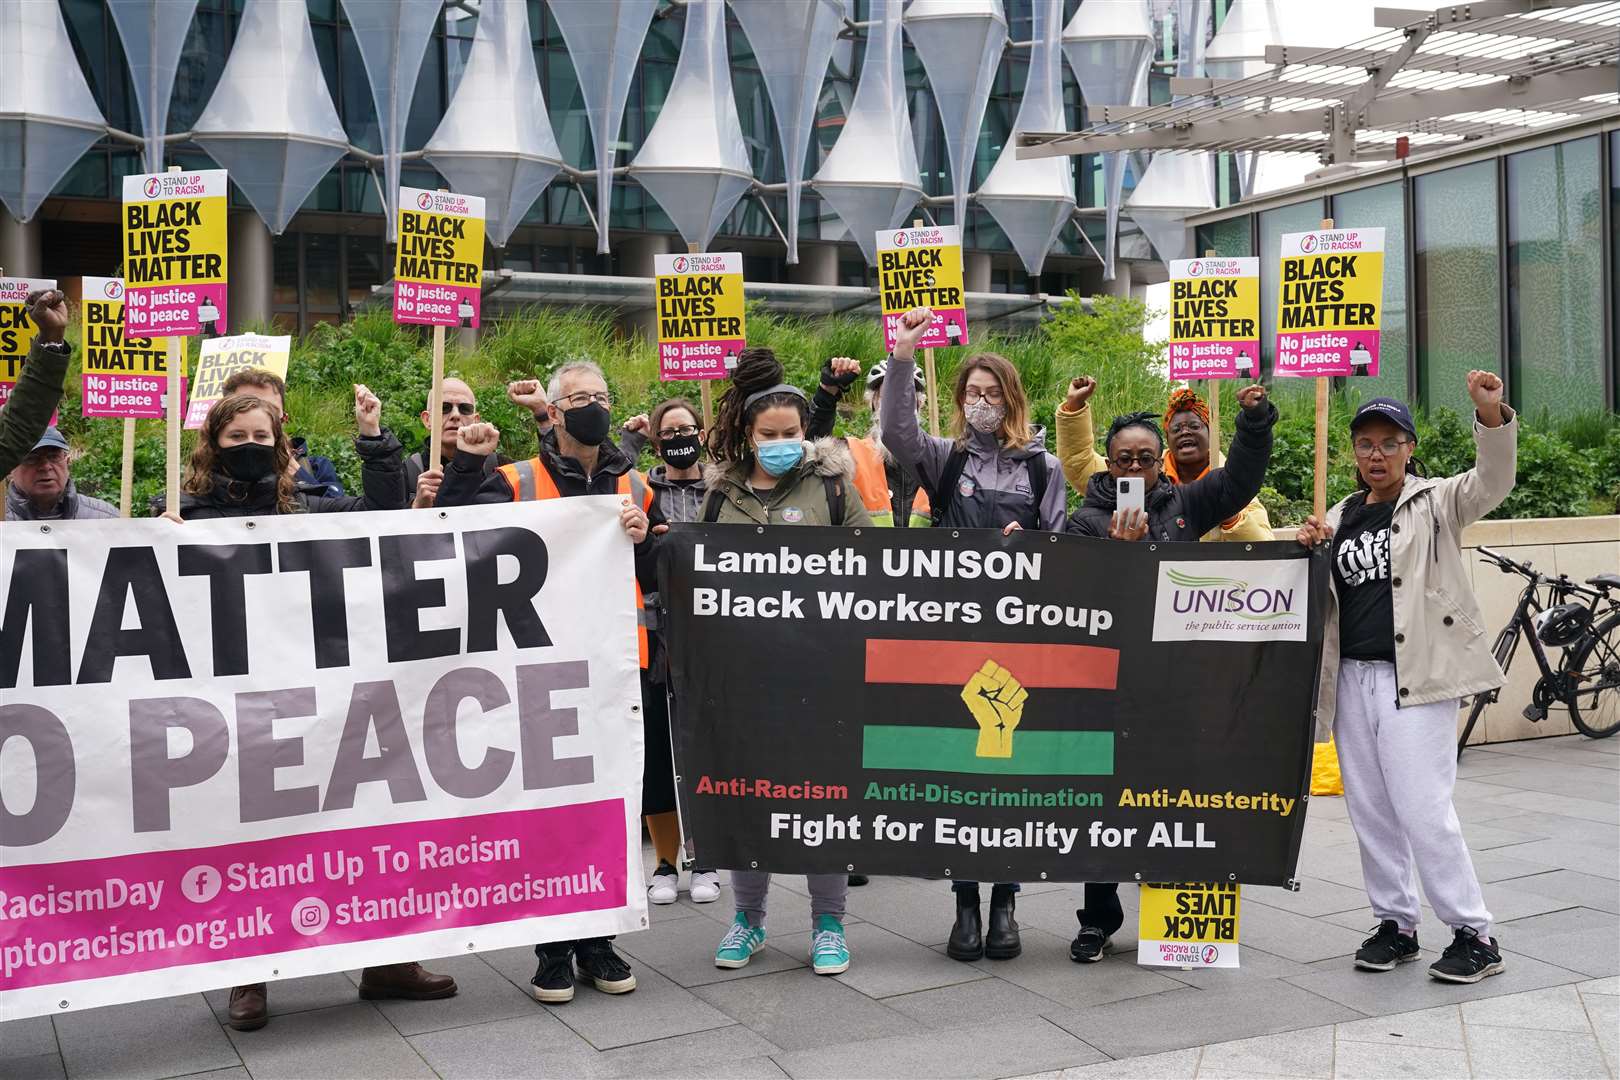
[951,531,960,538]
[39,525,51,534]
[438,511,448,520]
[853,529,861,537]
[1245,544,1254,551]
[244,521,256,530]
[756,526,764,534]
[846,864,854,871]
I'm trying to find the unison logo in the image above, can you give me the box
[1151,559,1308,642]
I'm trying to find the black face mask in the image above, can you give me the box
[659,433,702,469]
[218,442,278,483]
[562,402,612,447]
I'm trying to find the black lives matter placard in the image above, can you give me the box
[661,526,1328,884]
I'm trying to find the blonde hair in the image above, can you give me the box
[952,352,1034,449]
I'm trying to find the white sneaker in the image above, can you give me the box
[648,862,679,905]
[689,870,721,904]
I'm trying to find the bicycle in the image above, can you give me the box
[1457,546,1620,756]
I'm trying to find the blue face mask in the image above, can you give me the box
[755,438,804,477]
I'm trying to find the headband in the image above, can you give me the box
[1165,387,1210,429]
[743,383,808,411]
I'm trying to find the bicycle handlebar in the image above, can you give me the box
[1477,546,1606,602]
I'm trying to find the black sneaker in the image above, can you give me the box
[575,939,637,994]
[848,874,870,886]
[1354,920,1421,971]
[530,948,575,1003]
[1429,927,1505,984]
[1070,925,1111,963]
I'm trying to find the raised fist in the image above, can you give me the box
[961,659,1027,759]
[1065,376,1097,411]
[456,421,500,457]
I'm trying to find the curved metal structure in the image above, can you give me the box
[812,0,922,265]
[191,0,349,236]
[106,0,200,172]
[729,0,844,265]
[630,0,753,253]
[1125,151,1215,262]
[424,0,563,248]
[905,0,1006,229]
[976,0,1073,277]
[0,0,107,223]
[548,0,659,254]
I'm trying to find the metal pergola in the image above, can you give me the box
[1017,0,1620,167]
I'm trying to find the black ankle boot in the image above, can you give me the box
[985,886,1022,959]
[946,888,983,961]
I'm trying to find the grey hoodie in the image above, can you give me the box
[878,353,1066,531]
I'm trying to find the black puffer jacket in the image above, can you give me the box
[1066,400,1276,541]
[159,431,407,519]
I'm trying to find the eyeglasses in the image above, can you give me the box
[1167,417,1206,437]
[963,388,1004,405]
[658,424,699,439]
[1353,437,1410,458]
[558,391,612,409]
[440,402,476,416]
[1110,451,1160,471]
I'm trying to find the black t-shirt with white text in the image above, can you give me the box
[1333,497,1396,662]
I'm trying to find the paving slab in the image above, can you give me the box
[1156,945,1315,990]
[52,994,241,1080]
[542,962,736,1051]
[1333,1004,1464,1049]
[406,1011,604,1078]
[200,972,362,1026]
[615,906,806,987]
[1227,900,1371,964]
[1581,990,1618,1072]
[1284,948,1585,1016]
[769,921,987,999]
[1194,1025,1336,1077]
[1331,1040,1472,1079]
[1,1054,66,1080]
[1035,1048,1202,1079]
[1044,981,1361,1060]
[225,1003,435,1080]
[880,975,1066,1029]
[588,1023,782,1078]
[1488,794,1619,828]
[1463,1024,1611,1079]
[1461,983,1592,1031]
[692,970,923,1052]
[769,1016,1104,1079]
[944,928,1185,1012]
[362,953,541,1037]
[1244,878,1369,918]
[1490,869,1620,914]
[0,1015,58,1061]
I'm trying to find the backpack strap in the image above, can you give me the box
[700,488,725,523]
[823,475,846,525]
[926,447,970,528]
[1025,453,1050,524]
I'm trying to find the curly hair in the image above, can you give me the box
[706,347,807,464]
[183,394,301,514]
[1105,411,1165,456]
[951,352,1034,449]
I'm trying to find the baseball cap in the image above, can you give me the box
[1350,397,1417,442]
[30,426,69,454]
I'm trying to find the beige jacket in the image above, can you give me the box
[1315,409,1518,736]
[1054,402,1273,542]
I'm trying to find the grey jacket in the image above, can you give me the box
[879,353,1066,531]
[6,480,119,521]
[1315,409,1519,735]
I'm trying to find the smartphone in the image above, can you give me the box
[1116,476,1145,517]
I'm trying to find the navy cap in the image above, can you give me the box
[30,426,69,453]
[1350,397,1417,441]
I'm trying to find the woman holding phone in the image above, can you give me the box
[1060,386,1276,964]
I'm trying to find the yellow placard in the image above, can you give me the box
[653,252,746,380]
[1137,882,1241,968]
[394,187,487,327]
[0,277,54,387]
[1274,228,1386,377]
[121,170,230,337]
[875,225,969,351]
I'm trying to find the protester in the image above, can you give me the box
[876,307,1064,961]
[1295,372,1516,984]
[1063,383,1275,963]
[0,289,71,476]
[617,397,722,906]
[435,360,657,1004]
[218,368,345,497]
[5,427,117,521]
[157,387,445,1027]
[806,355,933,528]
[158,387,405,518]
[699,347,869,976]
[406,377,518,508]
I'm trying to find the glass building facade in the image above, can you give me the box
[30,0,1234,334]
[1196,119,1620,418]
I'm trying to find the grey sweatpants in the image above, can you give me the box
[729,872,847,929]
[1334,660,1492,938]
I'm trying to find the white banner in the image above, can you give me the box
[0,499,647,1020]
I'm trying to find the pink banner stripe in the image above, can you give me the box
[0,801,625,992]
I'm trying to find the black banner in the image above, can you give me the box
[661,526,1329,886]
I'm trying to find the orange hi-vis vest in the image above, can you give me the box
[846,436,931,528]
[497,456,655,669]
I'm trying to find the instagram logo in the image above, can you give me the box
[105,281,124,299]
[143,177,162,198]
[290,897,330,937]
[417,192,434,210]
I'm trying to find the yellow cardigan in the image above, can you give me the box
[1053,402,1274,543]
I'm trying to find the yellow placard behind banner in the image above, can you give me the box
[185,333,291,429]
[1137,882,1241,968]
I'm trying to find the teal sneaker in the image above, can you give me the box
[714,913,766,969]
[810,915,850,975]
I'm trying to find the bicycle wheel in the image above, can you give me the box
[1567,611,1620,739]
[1459,622,1521,755]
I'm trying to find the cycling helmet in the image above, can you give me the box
[1533,603,1590,648]
[867,360,926,393]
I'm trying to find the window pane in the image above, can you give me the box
[272,233,299,307]
[1195,215,1251,257]
[1507,137,1604,418]
[1259,200,1323,373]
[305,232,340,311]
[1414,162,1500,407]
[1333,182,1408,401]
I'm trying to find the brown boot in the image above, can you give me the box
[357,961,458,1001]
[227,983,268,1031]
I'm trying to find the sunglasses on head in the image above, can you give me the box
[440,402,476,416]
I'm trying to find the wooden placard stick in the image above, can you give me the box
[1313,218,1334,521]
